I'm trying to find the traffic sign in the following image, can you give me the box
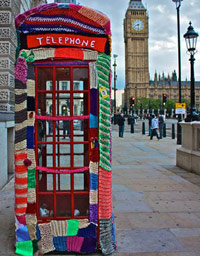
[175,103,186,114]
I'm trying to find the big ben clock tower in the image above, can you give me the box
[124,0,149,106]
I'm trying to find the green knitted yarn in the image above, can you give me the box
[66,219,79,236]
[32,240,39,254]
[16,241,33,256]
[96,53,111,171]
[28,168,36,188]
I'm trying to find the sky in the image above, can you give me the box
[47,0,200,90]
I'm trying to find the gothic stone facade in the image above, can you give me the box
[124,0,149,106]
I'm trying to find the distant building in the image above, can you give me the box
[0,0,46,189]
[124,0,200,111]
[149,70,200,110]
[111,89,125,109]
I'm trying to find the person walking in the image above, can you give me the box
[158,113,164,139]
[147,114,152,136]
[118,113,125,138]
[150,114,159,140]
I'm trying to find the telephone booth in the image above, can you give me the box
[14,3,115,256]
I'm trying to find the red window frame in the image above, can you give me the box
[34,61,91,220]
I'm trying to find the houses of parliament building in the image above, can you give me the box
[124,0,200,111]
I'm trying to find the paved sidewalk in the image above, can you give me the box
[113,123,200,256]
[1,121,200,255]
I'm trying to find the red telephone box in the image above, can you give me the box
[14,3,115,256]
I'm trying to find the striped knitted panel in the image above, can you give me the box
[15,151,28,216]
[98,167,112,219]
[99,218,115,255]
[38,223,55,254]
[50,220,68,237]
[96,53,111,171]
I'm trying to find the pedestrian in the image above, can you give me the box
[150,114,159,140]
[118,113,125,138]
[158,113,164,139]
[147,114,152,136]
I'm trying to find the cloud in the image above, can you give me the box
[46,0,200,89]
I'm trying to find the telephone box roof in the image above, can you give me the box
[15,3,111,36]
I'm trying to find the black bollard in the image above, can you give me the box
[131,122,134,133]
[163,123,166,137]
[142,122,145,135]
[172,123,175,139]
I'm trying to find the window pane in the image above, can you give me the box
[56,67,70,91]
[73,68,88,90]
[56,121,71,142]
[73,93,88,116]
[39,195,54,217]
[56,174,71,191]
[74,155,84,167]
[73,120,89,141]
[74,194,89,217]
[37,68,53,91]
[56,195,71,217]
[56,93,70,116]
[56,153,71,168]
[38,93,53,116]
[74,144,89,167]
[38,144,53,167]
[38,172,54,192]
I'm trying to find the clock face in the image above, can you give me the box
[132,19,144,31]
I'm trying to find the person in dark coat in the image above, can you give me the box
[118,113,125,138]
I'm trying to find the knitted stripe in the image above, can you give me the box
[15,57,27,84]
[27,80,35,97]
[89,190,98,205]
[66,236,84,252]
[26,214,37,240]
[15,127,27,144]
[99,218,115,255]
[27,149,36,169]
[27,111,35,127]
[27,188,36,204]
[15,93,27,104]
[15,101,27,113]
[96,53,111,171]
[15,79,26,89]
[38,223,55,254]
[27,64,35,80]
[89,161,98,174]
[15,109,27,124]
[15,140,27,151]
[99,167,112,219]
[89,204,98,224]
[50,220,68,237]
[78,219,89,229]
[85,50,98,61]
[28,169,36,188]
[89,62,98,89]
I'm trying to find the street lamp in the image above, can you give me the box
[113,54,118,113]
[172,0,183,144]
[184,22,199,121]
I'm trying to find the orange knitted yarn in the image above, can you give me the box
[98,167,112,219]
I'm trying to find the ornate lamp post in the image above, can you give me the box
[184,22,199,121]
[172,0,183,144]
[113,54,118,113]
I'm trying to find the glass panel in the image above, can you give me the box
[56,195,71,217]
[38,195,54,217]
[74,194,89,217]
[38,144,53,167]
[37,68,53,91]
[56,93,70,116]
[73,93,88,116]
[56,174,71,191]
[73,120,89,141]
[56,121,71,141]
[74,173,84,190]
[74,155,84,167]
[56,67,70,91]
[38,93,53,117]
[56,154,71,168]
[38,172,54,192]
[73,68,88,90]
[74,144,89,167]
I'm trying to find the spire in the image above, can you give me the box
[154,70,157,81]
[129,0,146,10]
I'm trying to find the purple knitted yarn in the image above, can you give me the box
[81,237,97,253]
[89,204,98,224]
[77,223,96,238]
[15,57,27,84]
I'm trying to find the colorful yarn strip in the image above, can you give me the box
[50,220,68,237]
[99,218,115,255]
[36,166,89,174]
[66,219,79,236]
[27,169,36,188]
[16,226,31,242]
[16,240,33,256]
[53,236,67,251]
[67,236,84,252]
[36,115,89,121]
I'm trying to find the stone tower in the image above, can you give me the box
[124,0,149,106]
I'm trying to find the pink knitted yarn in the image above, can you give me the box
[15,57,27,84]
[67,236,84,252]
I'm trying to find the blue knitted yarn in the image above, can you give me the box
[90,173,98,190]
[53,236,67,251]
[77,223,96,238]
[27,126,34,149]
